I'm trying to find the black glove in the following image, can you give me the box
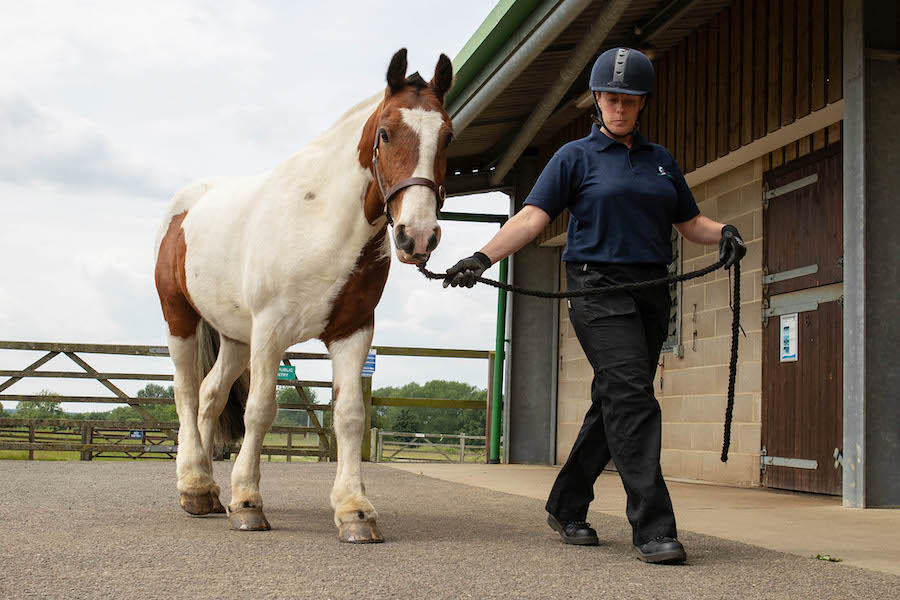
[443,252,492,288]
[718,224,746,268]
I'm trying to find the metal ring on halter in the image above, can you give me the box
[371,130,445,226]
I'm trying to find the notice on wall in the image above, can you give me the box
[780,313,799,362]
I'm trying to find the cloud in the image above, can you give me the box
[0,94,175,197]
[0,1,510,411]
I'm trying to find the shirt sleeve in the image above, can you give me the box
[522,151,579,220]
[669,157,700,224]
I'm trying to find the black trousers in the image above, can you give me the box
[546,262,677,546]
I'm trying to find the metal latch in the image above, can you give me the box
[833,448,843,469]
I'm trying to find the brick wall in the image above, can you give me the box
[554,157,764,487]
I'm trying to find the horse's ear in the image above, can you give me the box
[386,48,408,94]
[430,53,453,104]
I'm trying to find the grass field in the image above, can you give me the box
[0,430,491,463]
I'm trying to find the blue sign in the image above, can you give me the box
[361,349,376,378]
[129,430,143,440]
[277,365,296,380]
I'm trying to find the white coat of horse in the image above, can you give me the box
[154,49,453,542]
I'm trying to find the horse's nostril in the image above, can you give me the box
[426,233,439,253]
[395,230,414,254]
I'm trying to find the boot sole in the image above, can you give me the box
[633,546,687,564]
[547,515,599,546]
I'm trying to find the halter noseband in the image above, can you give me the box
[370,128,446,226]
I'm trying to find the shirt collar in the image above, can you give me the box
[589,123,651,151]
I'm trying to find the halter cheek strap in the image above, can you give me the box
[371,131,446,226]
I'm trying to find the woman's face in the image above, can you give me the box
[596,92,646,137]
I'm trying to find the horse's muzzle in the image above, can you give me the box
[394,224,440,264]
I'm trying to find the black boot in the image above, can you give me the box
[633,536,686,564]
[547,514,599,546]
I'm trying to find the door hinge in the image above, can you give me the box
[764,173,819,201]
[762,264,819,285]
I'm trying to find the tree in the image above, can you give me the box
[0,404,9,418]
[274,386,318,427]
[372,380,487,436]
[76,383,178,422]
[14,390,65,420]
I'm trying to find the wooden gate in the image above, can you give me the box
[761,145,843,495]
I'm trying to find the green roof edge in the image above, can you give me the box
[446,0,543,107]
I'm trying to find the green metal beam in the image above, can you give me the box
[446,0,542,107]
[438,211,508,224]
[490,257,508,463]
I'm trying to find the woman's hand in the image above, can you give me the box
[443,252,492,288]
[718,225,746,268]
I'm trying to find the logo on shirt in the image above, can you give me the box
[657,165,672,179]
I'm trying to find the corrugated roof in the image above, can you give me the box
[446,0,734,179]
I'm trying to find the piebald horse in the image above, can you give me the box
[154,49,453,543]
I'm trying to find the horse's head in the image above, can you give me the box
[360,49,454,265]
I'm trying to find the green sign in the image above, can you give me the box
[277,365,296,380]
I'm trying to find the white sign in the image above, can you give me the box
[780,313,798,362]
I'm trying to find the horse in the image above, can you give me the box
[153,49,453,543]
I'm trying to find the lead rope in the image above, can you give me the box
[418,259,742,462]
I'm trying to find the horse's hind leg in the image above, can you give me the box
[198,336,249,463]
[168,332,219,515]
[327,324,383,543]
[190,336,250,515]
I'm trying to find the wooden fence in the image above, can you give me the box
[0,341,494,462]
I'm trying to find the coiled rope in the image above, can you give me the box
[419,259,742,462]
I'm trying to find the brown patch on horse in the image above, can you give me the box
[155,211,200,339]
[321,227,390,345]
[304,192,316,200]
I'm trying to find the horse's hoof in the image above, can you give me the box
[227,506,271,531]
[338,519,384,544]
[180,492,226,516]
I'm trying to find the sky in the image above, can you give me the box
[0,1,511,411]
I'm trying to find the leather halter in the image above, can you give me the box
[370,127,446,226]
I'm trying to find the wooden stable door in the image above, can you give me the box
[762,146,843,496]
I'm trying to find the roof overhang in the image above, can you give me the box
[445,0,731,193]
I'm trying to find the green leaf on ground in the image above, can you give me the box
[814,554,842,562]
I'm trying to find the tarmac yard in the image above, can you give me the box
[0,461,896,599]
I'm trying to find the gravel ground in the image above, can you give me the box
[0,461,896,599]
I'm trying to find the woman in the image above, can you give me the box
[443,47,746,565]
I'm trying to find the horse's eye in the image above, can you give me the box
[379,129,389,143]
[445,132,454,148]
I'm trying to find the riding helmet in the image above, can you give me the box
[589,47,654,96]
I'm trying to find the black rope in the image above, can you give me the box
[720,262,740,462]
[418,259,742,462]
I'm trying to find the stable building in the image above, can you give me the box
[444,0,899,507]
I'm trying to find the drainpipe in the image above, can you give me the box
[489,0,630,186]
[450,0,595,135]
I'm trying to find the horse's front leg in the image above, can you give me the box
[227,324,282,531]
[326,324,383,543]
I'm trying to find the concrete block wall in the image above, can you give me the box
[554,157,764,487]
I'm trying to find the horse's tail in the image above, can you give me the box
[195,320,248,453]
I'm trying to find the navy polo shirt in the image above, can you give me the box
[524,125,700,265]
